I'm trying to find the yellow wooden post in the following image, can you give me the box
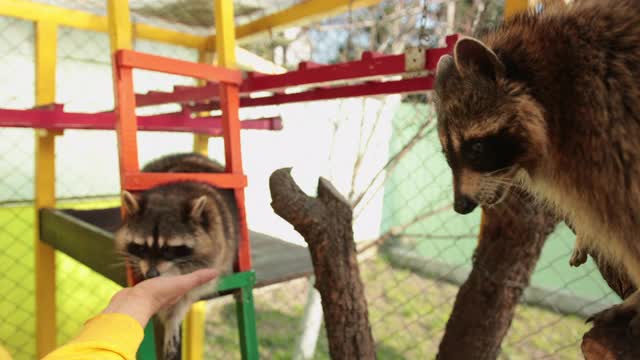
[184,3,240,358]
[192,134,209,155]
[215,0,242,172]
[107,0,133,52]
[34,20,58,358]
[217,0,382,46]
[215,0,237,68]
[192,50,215,156]
[504,0,530,19]
[183,301,207,360]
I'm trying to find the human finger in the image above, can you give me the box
[137,268,218,306]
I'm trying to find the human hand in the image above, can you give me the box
[102,268,218,327]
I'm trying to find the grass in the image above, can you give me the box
[204,257,590,360]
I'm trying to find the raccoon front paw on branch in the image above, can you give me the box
[569,234,589,267]
[587,290,640,336]
[569,246,588,267]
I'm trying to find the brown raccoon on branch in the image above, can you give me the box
[434,0,640,332]
[114,153,239,359]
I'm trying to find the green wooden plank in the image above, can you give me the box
[218,271,255,292]
[137,321,157,360]
[236,284,259,360]
[39,208,128,287]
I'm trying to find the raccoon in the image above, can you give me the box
[114,153,239,359]
[433,0,640,330]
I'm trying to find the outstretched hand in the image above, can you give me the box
[102,269,219,327]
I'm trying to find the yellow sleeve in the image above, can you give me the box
[42,313,144,360]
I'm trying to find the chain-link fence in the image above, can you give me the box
[225,1,619,358]
[0,1,622,359]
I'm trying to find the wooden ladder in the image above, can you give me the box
[113,48,259,360]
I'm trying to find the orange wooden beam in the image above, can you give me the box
[215,0,251,272]
[123,173,247,191]
[116,50,242,85]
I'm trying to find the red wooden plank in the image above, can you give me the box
[124,172,247,191]
[136,83,219,107]
[244,76,434,106]
[241,35,457,93]
[116,49,242,85]
[425,34,459,71]
[246,71,271,79]
[243,54,406,92]
[361,51,386,60]
[298,61,324,70]
[188,76,434,112]
[0,107,282,135]
[132,34,458,108]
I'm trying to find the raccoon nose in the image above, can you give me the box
[454,196,478,214]
[145,268,160,279]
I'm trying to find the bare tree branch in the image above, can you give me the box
[352,115,435,213]
[348,99,370,201]
[269,168,376,359]
[327,101,347,181]
[348,99,387,202]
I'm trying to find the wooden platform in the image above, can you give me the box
[39,207,313,291]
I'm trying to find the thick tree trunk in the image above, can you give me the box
[269,168,376,360]
[437,191,559,360]
[582,253,638,359]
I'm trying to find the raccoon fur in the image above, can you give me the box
[433,0,640,331]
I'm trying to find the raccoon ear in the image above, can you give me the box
[122,191,140,215]
[454,37,505,80]
[190,196,208,220]
[435,55,456,91]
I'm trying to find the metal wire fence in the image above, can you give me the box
[0,1,623,359]
[0,14,37,360]
[229,1,620,359]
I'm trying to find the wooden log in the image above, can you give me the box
[269,168,376,360]
[437,190,559,360]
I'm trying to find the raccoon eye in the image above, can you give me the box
[471,142,484,155]
[126,243,146,258]
[466,141,484,160]
[463,130,524,172]
[162,245,193,260]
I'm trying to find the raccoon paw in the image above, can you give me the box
[163,341,181,360]
[587,300,640,337]
[586,303,633,325]
[163,331,182,360]
[587,287,640,337]
[569,247,588,267]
